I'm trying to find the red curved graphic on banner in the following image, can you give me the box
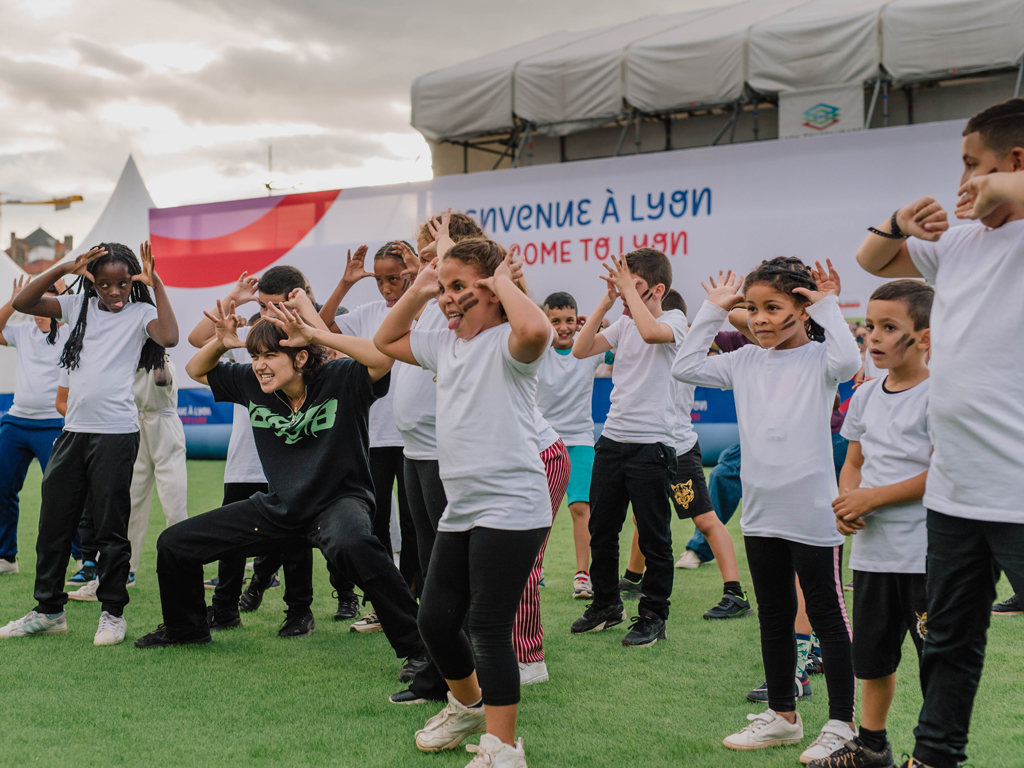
[151,190,341,288]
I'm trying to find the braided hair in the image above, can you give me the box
[43,283,65,346]
[60,242,166,372]
[743,257,825,343]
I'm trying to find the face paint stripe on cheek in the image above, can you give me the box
[458,292,479,311]
[780,314,797,330]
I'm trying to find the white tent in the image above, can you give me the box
[512,11,717,136]
[66,155,155,258]
[411,0,1024,142]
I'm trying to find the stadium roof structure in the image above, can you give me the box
[412,0,1024,159]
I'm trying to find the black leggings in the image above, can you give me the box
[744,536,855,722]
[418,526,548,707]
[404,458,447,575]
[370,446,419,594]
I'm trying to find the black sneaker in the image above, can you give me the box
[618,577,642,600]
[621,611,666,647]
[806,644,824,675]
[992,594,1023,615]
[66,560,97,586]
[703,592,754,620]
[135,624,212,649]
[333,590,360,621]
[206,605,241,631]
[806,737,893,767]
[571,602,626,634]
[389,688,428,705]
[747,670,812,702]
[399,651,429,683]
[239,574,269,612]
[278,609,315,638]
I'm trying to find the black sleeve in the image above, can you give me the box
[325,358,389,405]
[206,362,255,405]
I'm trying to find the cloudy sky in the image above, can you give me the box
[0,0,731,247]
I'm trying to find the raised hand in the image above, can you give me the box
[132,241,157,287]
[956,175,1006,220]
[11,275,27,302]
[602,254,641,296]
[426,208,455,260]
[267,302,317,347]
[418,238,438,264]
[701,270,745,311]
[809,259,841,297]
[53,277,67,295]
[896,197,948,242]
[68,246,107,280]
[474,244,522,292]
[410,256,441,299]
[341,245,373,286]
[229,271,259,304]
[285,287,314,312]
[388,240,420,280]
[202,299,245,349]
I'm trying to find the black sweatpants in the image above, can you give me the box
[418,526,548,707]
[370,446,420,594]
[914,510,1024,768]
[403,457,450,701]
[213,482,314,614]
[34,431,140,617]
[156,496,424,659]
[744,536,855,723]
[588,437,676,620]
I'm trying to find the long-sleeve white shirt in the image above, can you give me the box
[672,296,861,546]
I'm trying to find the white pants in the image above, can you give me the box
[127,411,188,572]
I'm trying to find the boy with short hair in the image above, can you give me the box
[536,291,602,599]
[569,248,687,646]
[857,97,1024,768]
[810,279,934,768]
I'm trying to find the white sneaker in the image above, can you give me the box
[723,709,803,751]
[415,691,487,752]
[572,571,593,599]
[68,579,100,602]
[349,610,383,633]
[465,733,527,767]
[94,611,127,646]
[0,610,67,638]
[518,660,549,686]
[0,558,18,575]
[675,550,706,569]
[799,720,856,764]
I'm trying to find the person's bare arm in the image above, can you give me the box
[603,254,674,344]
[137,242,178,348]
[0,276,27,346]
[833,467,928,524]
[188,271,258,348]
[856,197,947,277]
[475,246,550,364]
[374,259,440,366]
[956,171,1024,219]
[572,281,617,359]
[13,247,106,318]
[186,300,245,386]
[55,386,68,417]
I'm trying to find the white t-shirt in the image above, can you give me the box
[222,342,267,484]
[133,358,179,416]
[392,299,446,461]
[335,300,403,448]
[672,378,698,456]
[536,346,601,447]
[841,377,930,573]
[597,309,688,445]
[673,297,862,547]
[534,407,560,453]
[57,294,159,434]
[5,322,68,420]
[410,322,552,532]
[908,221,1024,524]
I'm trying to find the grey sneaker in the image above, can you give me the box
[414,692,487,752]
[0,610,68,638]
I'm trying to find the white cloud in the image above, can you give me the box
[122,41,220,74]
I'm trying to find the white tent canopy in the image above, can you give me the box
[66,155,155,259]
[412,0,1024,141]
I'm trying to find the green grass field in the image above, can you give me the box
[1,460,1021,767]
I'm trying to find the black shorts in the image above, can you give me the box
[670,441,713,520]
[851,570,928,679]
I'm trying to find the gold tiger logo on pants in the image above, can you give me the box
[916,611,928,640]
[672,480,694,508]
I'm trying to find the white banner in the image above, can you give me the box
[147,119,965,388]
[778,83,865,139]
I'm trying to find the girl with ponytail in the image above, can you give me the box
[672,258,863,762]
[1,242,178,648]
[0,276,70,576]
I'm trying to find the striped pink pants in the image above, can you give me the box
[512,439,571,664]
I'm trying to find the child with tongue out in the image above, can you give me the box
[375,210,554,768]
